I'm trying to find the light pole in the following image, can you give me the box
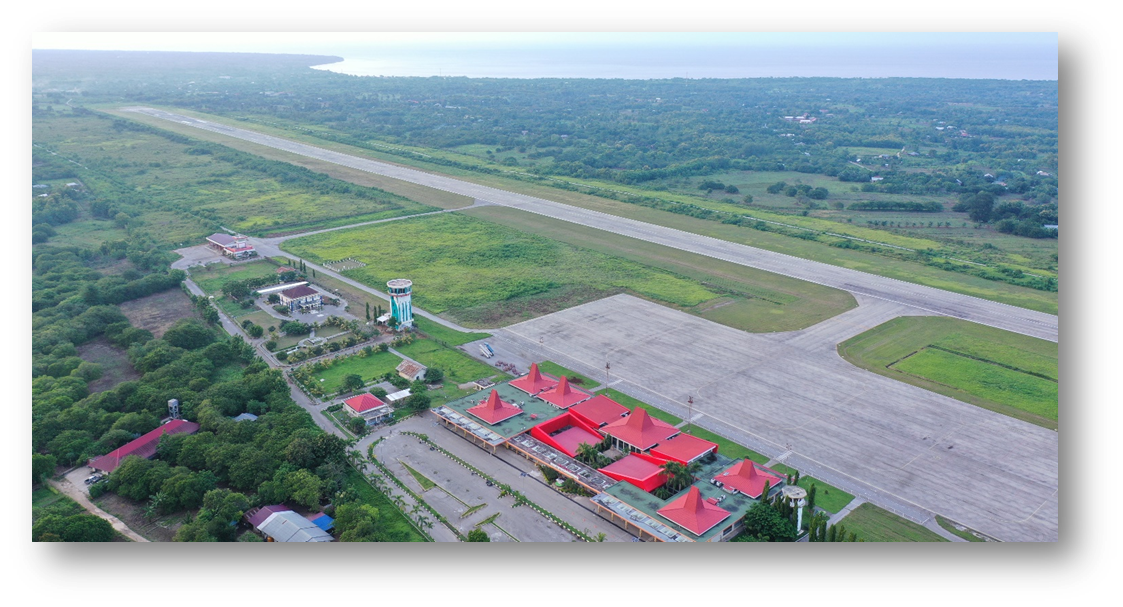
[687,395,694,428]
[605,362,611,389]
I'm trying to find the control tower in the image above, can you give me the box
[387,279,414,328]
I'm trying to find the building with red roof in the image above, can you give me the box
[711,460,783,499]
[598,454,668,492]
[657,486,732,537]
[206,233,256,259]
[509,363,558,395]
[280,284,323,313]
[466,389,523,425]
[343,393,392,424]
[569,394,630,428]
[529,411,605,458]
[88,419,200,473]
[650,433,719,465]
[536,376,592,409]
[601,407,679,453]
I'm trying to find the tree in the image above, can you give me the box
[347,416,367,435]
[661,460,701,493]
[164,319,215,350]
[342,374,365,393]
[575,442,601,466]
[365,302,371,321]
[335,503,385,542]
[424,368,444,384]
[33,453,57,486]
[33,514,115,542]
[467,528,491,542]
[741,501,797,542]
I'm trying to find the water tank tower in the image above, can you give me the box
[387,279,414,328]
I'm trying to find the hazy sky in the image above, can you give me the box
[31,32,1058,79]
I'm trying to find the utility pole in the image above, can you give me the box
[605,362,611,389]
[687,395,694,428]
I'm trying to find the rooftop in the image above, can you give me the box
[437,381,577,442]
[258,511,334,542]
[396,360,426,378]
[536,376,593,409]
[509,363,559,395]
[344,393,388,414]
[570,394,630,427]
[711,460,783,499]
[88,419,200,473]
[657,486,732,537]
[282,285,319,299]
[602,407,679,451]
[599,454,668,492]
[466,389,524,425]
[650,433,719,465]
[547,426,605,458]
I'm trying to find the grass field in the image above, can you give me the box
[838,316,1058,428]
[188,260,281,295]
[536,361,597,389]
[839,503,948,542]
[412,317,490,347]
[798,477,855,514]
[117,288,199,338]
[340,467,427,542]
[76,338,140,393]
[309,350,403,394]
[464,206,856,332]
[394,339,501,386]
[282,213,721,328]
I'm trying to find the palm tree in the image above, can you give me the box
[661,461,702,493]
[575,442,601,466]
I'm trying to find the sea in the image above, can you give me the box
[309,41,1058,81]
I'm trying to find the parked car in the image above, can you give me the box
[84,474,103,485]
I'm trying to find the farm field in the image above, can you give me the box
[117,289,198,338]
[839,503,949,542]
[838,316,1058,428]
[464,205,856,332]
[282,213,722,328]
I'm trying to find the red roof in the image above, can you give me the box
[466,390,523,425]
[549,427,605,458]
[509,363,558,395]
[282,285,319,299]
[344,393,388,414]
[602,407,679,451]
[536,376,592,409]
[657,486,732,536]
[569,395,630,428]
[88,419,200,473]
[599,454,668,492]
[276,266,295,274]
[650,433,719,465]
[711,460,783,499]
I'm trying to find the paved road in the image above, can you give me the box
[125,106,1058,342]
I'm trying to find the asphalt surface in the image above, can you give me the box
[124,106,1058,343]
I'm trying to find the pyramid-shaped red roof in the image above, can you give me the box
[657,486,732,536]
[602,407,679,451]
[537,376,592,409]
[711,460,783,498]
[466,389,523,425]
[509,363,559,395]
[344,393,388,414]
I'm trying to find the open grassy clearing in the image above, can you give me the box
[464,206,856,332]
[282,213,721,328]
[117,289,198,339]
[838,316,1058,428]
[33,487,85,523]
[891,348,1057,420]
[412,317,489,347]
[838,503,948,542]
[77,338,140,393]
[535,361,597,389]
[309,350,402,394]
[36,111,435,237]
[394,339,502,386]
[133,108,1057,313]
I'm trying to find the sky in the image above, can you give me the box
[31,32,1058,80]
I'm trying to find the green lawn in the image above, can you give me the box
[340,467,427,542]
[412,317,490,347]
[310,350,403,394]
[33,487,84,523]
[839,503,948,542]
[536,361,597,390]
[400,462,437,491]
[838,316,1058,428]
[189,260,281,296]
[394,339,502,385]
[282,212,721,328]
[798,476,855,514]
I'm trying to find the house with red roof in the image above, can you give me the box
[466,389,523,425]
[88,419,200,473]
[536,376,592,409]
[599,453,668,492]
[650,433,718,465]
[279,284,322,313]
[711,460,783,499]
[601,407,679,453]
[569,394,630,428]
[657,486,732,537]
[343,393,392,425]
[509,363,558,395]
